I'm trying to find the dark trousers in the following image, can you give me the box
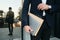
[8,23,13,34]
[31,18,51,40]
[54,13,60,38]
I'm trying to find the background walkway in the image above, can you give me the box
[0,27,60,40]
[0,27,21,40]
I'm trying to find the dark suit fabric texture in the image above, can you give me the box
[53,0,60,38]
[54,13,60,38]
[22,0,58,40]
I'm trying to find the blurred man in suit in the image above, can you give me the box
[6,7,14,35]
[22,0,58,40]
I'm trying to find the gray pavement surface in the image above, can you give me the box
[0,27,60,40]
[0,27,21,40]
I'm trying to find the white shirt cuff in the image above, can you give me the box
[48,5,52,9]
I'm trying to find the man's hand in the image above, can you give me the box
[24,25,33,33]
[37,3,50,10]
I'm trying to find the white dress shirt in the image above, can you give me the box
[42,0,47,16]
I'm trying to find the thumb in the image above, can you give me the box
[29,27,33,32]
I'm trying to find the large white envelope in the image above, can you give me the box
[28,13,44,36]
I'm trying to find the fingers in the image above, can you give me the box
[29,27,33,32]
[37,3,43,10]
[24,25,33,33]
[37,3,49,10]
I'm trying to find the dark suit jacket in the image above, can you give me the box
[54,0,60,38]
[22,0,58,27]
[6,11,14,24]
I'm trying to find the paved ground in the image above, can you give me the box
[50,37,60,40]
[0,27,21,40]
[0,27,60,40]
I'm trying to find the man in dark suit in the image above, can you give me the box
[6,7,14,35]
[22,0,58,40]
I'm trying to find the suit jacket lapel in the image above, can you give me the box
[46,0,49,4]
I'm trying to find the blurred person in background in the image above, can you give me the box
[6,7,14,35]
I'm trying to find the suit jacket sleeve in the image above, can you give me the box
[22,0,30,27]
[50,0,59,13]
